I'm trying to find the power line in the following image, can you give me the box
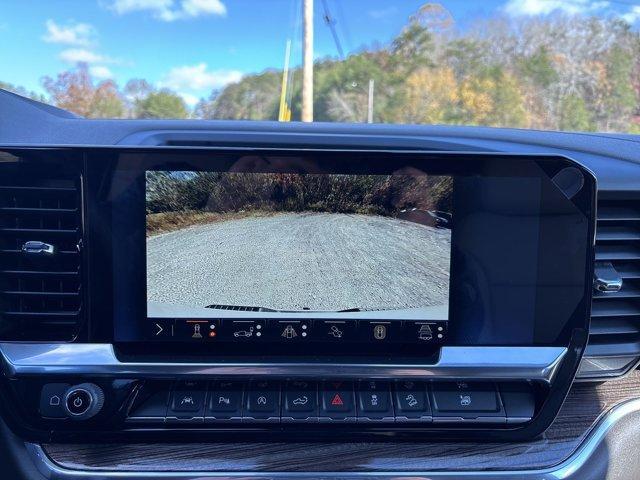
[332,0,352,53]
[320,0,344,59]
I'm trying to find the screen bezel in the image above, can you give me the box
[76,147,595,355]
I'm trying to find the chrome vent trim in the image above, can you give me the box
[0,344,566,383]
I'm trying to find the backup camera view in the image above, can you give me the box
[146,171,452,317]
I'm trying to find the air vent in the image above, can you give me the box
[581,196,640,378]
[0,173,84,341]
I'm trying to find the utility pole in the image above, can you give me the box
[302,0,313,122]
[367,79,374,124]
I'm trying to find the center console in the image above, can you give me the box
[0,146,595,442]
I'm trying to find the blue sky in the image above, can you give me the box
[2,0,639,106]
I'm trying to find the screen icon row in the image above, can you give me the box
[150,318,447,344]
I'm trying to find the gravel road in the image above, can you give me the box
[147,212,451,312]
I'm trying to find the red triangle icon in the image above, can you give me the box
[331,393,344,406]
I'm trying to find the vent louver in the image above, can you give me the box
[0,173,84,341]
[582,196,640,378]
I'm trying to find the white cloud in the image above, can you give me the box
[622,5,640,24]
[504,0,609,16]
[110,0,226,21]
[178,92,199,107]
[44,19,124,78]
[159,63,242,91]
[42,19,95,47]
[59,48,116,65]
[368,7,397,19]
[90,65,114,79]
[182,0,226,17]
[110,0,172,14]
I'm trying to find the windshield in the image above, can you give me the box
[2,1,639,132]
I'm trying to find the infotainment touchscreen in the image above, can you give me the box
[145,171,452,321]
[99,149,595,354]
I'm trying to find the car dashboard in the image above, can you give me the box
[1,91,640,479]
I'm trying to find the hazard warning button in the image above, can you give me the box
[320,381,355,421]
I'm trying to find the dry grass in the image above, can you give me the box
[146,210,276,237]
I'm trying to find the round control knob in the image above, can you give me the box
[63,383,104,420]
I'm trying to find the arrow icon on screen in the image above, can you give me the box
[155,323,163,336]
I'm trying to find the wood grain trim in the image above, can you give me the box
[43,371,640,472]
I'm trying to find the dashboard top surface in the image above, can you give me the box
[0,90,639,194]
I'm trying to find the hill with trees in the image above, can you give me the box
[3,4,639,132]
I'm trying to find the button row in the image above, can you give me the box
[128,380,534,425]
[151,318,448,344]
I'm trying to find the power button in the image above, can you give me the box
[63,383,104,420]
[66,389,92,415]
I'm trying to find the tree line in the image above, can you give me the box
[146,171,452,217]
[3,4,640,132]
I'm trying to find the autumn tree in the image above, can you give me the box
[402,67,458,124]
[41,63,125,118]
